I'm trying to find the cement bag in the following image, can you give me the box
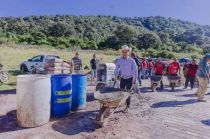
[45,67,63,71]
[45,58,63,63]
[44,62,62,68]
[62,62,71,68]
[46,70,62,74]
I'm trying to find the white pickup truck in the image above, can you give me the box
[20,55,61,73]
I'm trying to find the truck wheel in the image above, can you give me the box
[20,65,28,73]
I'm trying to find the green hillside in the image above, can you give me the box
[0,15,210,57]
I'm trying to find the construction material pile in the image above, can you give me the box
[62,62,72,74]
[44,58,72,74]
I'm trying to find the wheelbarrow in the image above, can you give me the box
[150,75,163,92]
[94,87,131,127]
[167,75,181,91]
[0,64,9,84]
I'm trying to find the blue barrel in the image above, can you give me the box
[51,74,72,117]
[71,74,87,111]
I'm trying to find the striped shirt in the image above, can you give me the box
[72,57,82,71]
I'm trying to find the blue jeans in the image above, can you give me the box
[91,69,97,78]
[149,69,153,78]
[138,69,142,85]
[142,69,147,79]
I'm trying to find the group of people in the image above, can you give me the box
[70,52,98,84]
[114,45,210,104]
[70,44,210,103]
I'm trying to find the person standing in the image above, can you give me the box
[114,45,138,110]
[196,54,210,102]
[90,54,98,85]
[168,58,180,76]
[148,59,154,78]
[131,52,142,86]
[184,59,198,90]
[154,58,165,89]
[142,58,147,79]
[183,61,190,78]
[72,52,83,73]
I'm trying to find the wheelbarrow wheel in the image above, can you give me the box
[171,83,175,91]
[95,106,110,127]
[151,83,157,92]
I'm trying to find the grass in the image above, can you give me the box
[0,44,118,90]
[0,44,202,91]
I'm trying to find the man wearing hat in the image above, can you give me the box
[114,45,138,110]
[196,54,210,102]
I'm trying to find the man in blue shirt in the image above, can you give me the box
[196,54,210,102]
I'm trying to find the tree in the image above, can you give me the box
[137,33,161,50]
[48,22,75,37]
[158,32,169,43]
[114,25,137,45]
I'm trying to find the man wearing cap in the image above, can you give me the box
[114,45,138,110]
[196,54,210,102]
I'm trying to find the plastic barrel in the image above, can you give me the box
[17,75,51,127]
[51,74,72,117]
[71,74,87,111]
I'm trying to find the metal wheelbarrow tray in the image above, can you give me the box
[151,75,162,83]
[94,87,131,127]
[150,75,162,92]
[167,76,181,91]
[167,76,181,83]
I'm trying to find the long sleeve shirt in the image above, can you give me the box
[114,56,138,80]
[197,58,209,78]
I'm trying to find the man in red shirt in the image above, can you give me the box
[184,59,198,89]
[154,58,165,89]
[148,59,154,78]
[168,58,180,76]
[142,58,147,79]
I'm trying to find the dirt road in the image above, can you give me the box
[1,79,210,139]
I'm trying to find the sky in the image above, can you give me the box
[0,0,210,25]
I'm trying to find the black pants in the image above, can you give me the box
[185,76,195,89]
[120,77,133,108]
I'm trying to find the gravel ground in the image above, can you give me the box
[1,78,210,139]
